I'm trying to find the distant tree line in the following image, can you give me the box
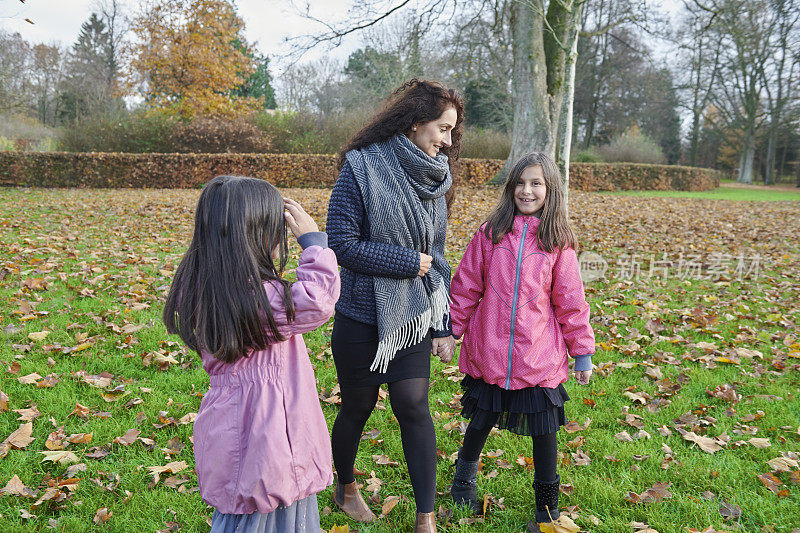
[0,0,798,184]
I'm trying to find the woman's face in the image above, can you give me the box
[408,106,458,158]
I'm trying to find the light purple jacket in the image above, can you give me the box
[450,216,594,390]
[193,239,340,515]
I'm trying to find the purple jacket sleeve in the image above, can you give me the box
[449,230,487,340]
[267,245,341,338]
[550,246,594,369]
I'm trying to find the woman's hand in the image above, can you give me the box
[575,369,592,385]
[432,335,456,363]
[284,198,319,238]
[418,253,433,276]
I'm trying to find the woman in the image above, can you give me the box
[326,79,463,533]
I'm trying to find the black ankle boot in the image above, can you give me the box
[533,475,560,524]
[450,449,481,514]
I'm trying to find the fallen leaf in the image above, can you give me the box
[40,451,79,465]
[380,495,400,516]
[28,330,50,341]
[113,429,141,446]
[67,432,93,445]
[93,507,112,525]
[3,422,35,449]
[17,373,42,385]
[372,454,399,466]
[1,475,37,497]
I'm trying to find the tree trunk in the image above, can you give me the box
[493,0,553,186]
[557,3,584,211]
[764,124,777,185]
[493,0,577,185]
[738,131,756,184]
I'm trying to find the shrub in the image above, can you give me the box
[461,127,511,160]
[59,108,179,153]
[0,152,720,191]
[572,149,603,163]
[596,127,667,164]
[0,114,60,151]
[173,116,271,153]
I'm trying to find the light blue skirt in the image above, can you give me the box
[210,494,320,533]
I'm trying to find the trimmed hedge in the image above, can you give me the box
[0,152,719,190]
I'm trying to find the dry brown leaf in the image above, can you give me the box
[4,422,35,449]
[93,507,112,525]
[1,475,37,497]
[67,432,93,445]
[17,373,42,385]
[113,429,141,446]
[372,454,399,466]
[380,495,400,517]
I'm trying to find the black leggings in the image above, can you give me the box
[331,378,437,513]
[460,415,558,483]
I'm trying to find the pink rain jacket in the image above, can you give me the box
[450,216,594,390]
[193,245,340,514]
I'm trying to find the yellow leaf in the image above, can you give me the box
[28,330,50,341]
[539,514,580,533]
[40,451,80,465]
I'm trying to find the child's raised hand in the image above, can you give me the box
[283,198,319,238]
[575,369,592,386]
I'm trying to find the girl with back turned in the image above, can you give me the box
[163,176,340,532]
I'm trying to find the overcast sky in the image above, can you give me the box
[0,0,362,70]
[1,0,683,78]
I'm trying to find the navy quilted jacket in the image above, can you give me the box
[326,160,452,338]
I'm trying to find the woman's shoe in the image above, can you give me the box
[450,449,481,514]
[414,512,437,532]
[333,481,377,523]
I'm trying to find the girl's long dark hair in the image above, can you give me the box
[338,78,465,211]
[484,152,577,253]
[163,176,295,363]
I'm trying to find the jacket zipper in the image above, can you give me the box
[506,221,528,389]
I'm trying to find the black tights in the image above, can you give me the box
[460,415,558,483]
[331,378,437,513]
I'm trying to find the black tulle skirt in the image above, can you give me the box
[459,375,570,436]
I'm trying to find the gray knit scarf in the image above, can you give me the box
[345,133,452,373]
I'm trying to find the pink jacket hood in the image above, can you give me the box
[450,216,594,389]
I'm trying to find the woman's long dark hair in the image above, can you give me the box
[338,78,465,211]
[163,176,295,363]
[484,152,577,253]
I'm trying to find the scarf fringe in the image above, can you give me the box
[370,308,432,373]
[428,282,450,331]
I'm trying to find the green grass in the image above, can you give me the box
[600,186,800,202]
[1,188,799,532]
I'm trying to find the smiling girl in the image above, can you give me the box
[448,152,595,531]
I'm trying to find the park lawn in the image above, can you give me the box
[1,187,799,533]
[599,186,800,202]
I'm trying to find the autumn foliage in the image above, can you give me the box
[128,0,258,119]
[0,152,720,190]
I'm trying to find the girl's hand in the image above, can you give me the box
[418,253,433,276]
[432,335,456,363]
[284,198,319,238]
[575,369,592,385]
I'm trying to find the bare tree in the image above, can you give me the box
[287,0,591,194]
[761,0,800,184]
[673,4,722,167]
[0,30,31,113]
